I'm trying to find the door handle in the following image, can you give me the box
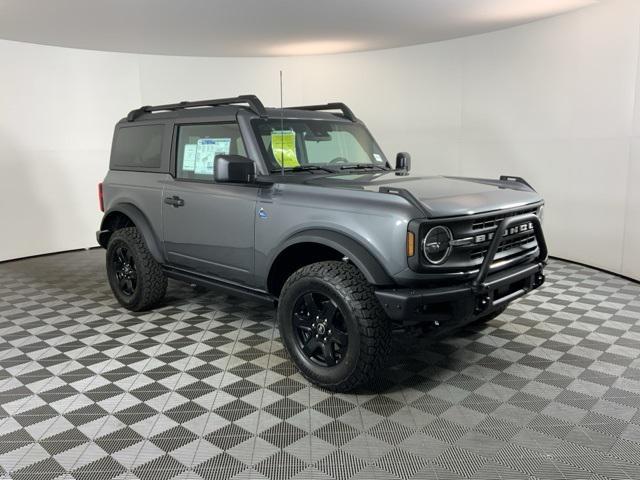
[164,195,185,207]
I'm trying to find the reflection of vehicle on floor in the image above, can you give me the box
[97,95,547,392]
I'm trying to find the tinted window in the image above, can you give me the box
[112,124,164,169]
[176,123,246,181]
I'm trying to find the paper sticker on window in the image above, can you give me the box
[271,130,299,167]
[195,138,231,175]
[182,144,197,171]
[373,153,383,163]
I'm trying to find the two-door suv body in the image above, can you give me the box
[98,95,547,391]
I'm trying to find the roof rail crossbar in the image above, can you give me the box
[287,102,357,121]
[126,94,267,122]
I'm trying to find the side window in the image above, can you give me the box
[111,124,164,170]
[176,123,247,181]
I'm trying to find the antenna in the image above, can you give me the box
[280,70,285,176]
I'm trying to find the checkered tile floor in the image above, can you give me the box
[1,250,640,480]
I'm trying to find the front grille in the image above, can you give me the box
[409,203,542,274]
[472,207,538,230]
[470,232,537,260]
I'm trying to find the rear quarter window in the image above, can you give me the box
[111,124,165,170]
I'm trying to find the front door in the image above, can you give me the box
[162,122,258,286]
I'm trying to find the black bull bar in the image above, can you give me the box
[376,213,548,323]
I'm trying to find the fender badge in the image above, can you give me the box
[258,208,268,219]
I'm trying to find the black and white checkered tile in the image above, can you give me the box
[1,250,639,480]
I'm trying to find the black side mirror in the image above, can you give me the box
[395,152,411,175]
[215,155,256,183]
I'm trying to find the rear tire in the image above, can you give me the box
[106,227,167,311]
[277,261,391,392]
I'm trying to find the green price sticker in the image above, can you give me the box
[271,130,299,167]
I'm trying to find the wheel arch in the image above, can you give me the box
[266,229,394,297]
[98,203,164,264]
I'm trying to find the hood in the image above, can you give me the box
[276,171,543,217]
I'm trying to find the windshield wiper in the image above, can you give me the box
[340,163,388,171]
[270,165,336,174]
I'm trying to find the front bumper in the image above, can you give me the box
[375,212,547,329]
[376,261,545,326]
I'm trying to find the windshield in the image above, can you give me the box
[251,118,388,172]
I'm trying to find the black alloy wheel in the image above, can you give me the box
[277,261,391,392]
[112,245,137,296]
[105,227,167,311]
[292,292,349,366]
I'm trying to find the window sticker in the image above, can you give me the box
[182,144,197,171]
[373,153,383,163]
[194,138,231,175]
[271,130,299,167]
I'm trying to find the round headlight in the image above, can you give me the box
[422,226,453,264]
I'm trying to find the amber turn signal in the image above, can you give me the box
[406,231,415,257]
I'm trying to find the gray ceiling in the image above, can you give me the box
[0,0,597,56]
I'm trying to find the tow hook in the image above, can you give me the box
[475,294,491,314]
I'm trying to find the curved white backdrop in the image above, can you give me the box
[1,0,638,280]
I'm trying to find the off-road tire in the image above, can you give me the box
[278,261,391,392]
[106,227,167,311]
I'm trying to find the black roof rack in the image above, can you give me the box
[286,102,357,121]
[126,94,267,122]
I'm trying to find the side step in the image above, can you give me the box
[163,266,276,305]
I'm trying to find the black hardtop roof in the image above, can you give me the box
[121,94,357,125]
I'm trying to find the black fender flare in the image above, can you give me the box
[268,229,394,286]
[98,203,164,264]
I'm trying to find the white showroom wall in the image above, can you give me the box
[0,42,141,261]
[0,0,639,280]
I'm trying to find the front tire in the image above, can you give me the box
[277,261,391,392]
[106,227,167,311]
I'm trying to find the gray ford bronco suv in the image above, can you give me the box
[98,94,547,392]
